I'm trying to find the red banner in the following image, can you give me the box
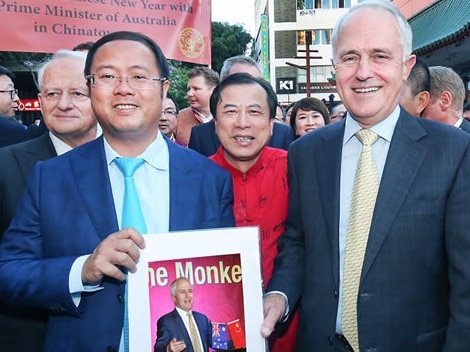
[18,98,41,112]
[0,0,211,65]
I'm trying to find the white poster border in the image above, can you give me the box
[128,226,265,351]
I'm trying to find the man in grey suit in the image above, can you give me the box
[261,1,470,351]
[422,65,470,132]
[0,49,98,351]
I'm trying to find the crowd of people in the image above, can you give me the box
[1,0,470,351]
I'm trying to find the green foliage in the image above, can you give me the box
[211,22,253,73]
[166,22,252,110]
[167,59,195,110]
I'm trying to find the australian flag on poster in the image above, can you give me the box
[212,322,230,350]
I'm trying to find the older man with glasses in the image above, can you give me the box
[0,65,28,148]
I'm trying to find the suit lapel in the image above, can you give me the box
[361,112,428,280]
[173,309,192,349]
[316,122,344,285]
[68,137,119,240]
[167,140,192,231]
[208,120,221,150]
[14,134,56,184]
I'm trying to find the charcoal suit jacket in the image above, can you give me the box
[267,108,470,352]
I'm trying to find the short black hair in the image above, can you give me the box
[165,93,179,114]
[406,57,430,96]
[72,41,95,52]
[209,73,278,119]
[84,31,169,81]
[290,97,330,132]
[0,65,15,81]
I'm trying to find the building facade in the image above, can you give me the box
[253,0,365,106]
[254,0,470,105]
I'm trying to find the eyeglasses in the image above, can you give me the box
[162,109,177,118]
[0,89,18,100]
[86,73,167,89]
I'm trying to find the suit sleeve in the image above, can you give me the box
[154,315,173,352]
[265,141,305,306]
[219,171,236,228]
[443,141,470,351]
[0,163,79,314]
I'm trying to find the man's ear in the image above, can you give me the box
[417,91,431,115]
[403,55,417,81]
[439,91,453,111]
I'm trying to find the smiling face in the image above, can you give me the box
[171,278,194,312]
[38,56,96,147]
[214,83,273,173]
[294,108,326,136]
[333,7,415,127]
[89,39,169,154]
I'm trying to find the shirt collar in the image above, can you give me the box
[104,130,169,171]
[343,105,401,145]
[49,131,73,155]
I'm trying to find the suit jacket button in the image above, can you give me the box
[333,290,339,298]
[117,293,124,303]
[107,346,117,352]
[328,335,334,345]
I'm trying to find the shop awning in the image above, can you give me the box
[409,0,470,55]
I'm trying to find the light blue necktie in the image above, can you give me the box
[114,157,147,352]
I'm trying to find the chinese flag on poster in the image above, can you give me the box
[227,319,246,349]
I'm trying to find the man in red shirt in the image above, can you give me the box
[209,73,297,352]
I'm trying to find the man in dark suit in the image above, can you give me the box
[0,31,234,352]
[0,116,29,147]
[422,66,470,132]
[0,65,29,147]
[155,277,212,352]
[0,49,99,351]
[399,57,431,117]
[188,55,294,156]
[261,2,470,351]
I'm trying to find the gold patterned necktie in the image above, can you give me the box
[187,312,203,352]
[342,129,380,351]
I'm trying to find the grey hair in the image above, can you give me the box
[170,277,191,296]
[332,0,412,62]
[429,66,466,114]
[37,50,87,90]
[220,55,261,81]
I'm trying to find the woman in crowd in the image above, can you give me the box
[289,97,330,138]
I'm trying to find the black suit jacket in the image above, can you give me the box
[0,116,29,148]
[188,119,294,156]
[0,133,56,351]
[268,109,470,351]
[154,309,212,352]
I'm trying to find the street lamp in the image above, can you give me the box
[286,31,322,97]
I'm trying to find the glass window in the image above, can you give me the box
[298,29,332,45]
